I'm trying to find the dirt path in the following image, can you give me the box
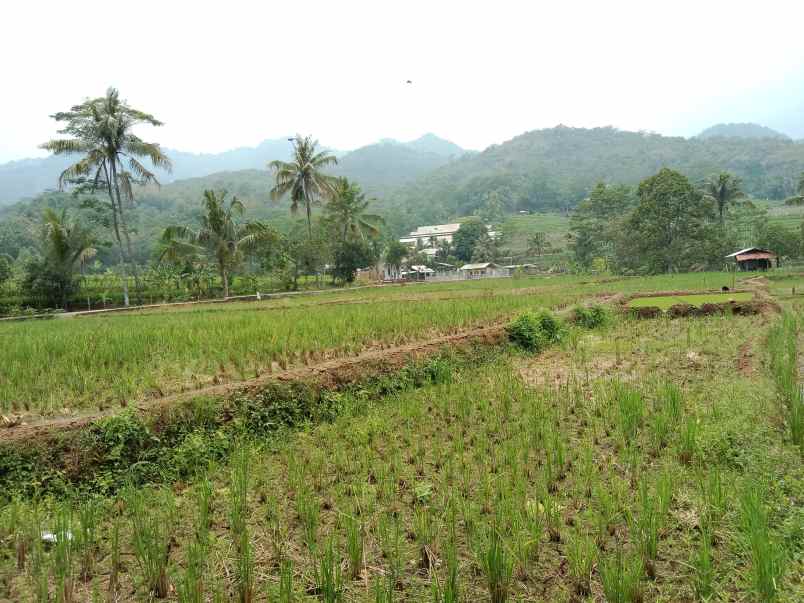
[0,322,506,443]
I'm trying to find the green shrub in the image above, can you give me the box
[506,309,563,352]
[572,304,609,329]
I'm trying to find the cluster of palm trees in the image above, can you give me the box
[40,90,384,307]
[43,88,172,306]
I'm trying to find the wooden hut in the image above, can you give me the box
[725,247,778,271]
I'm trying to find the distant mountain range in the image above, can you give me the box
[697,123,791,141]
[0,134,468,206]
[377,125,804,227]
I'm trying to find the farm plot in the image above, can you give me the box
[0,272,732,416]
[0,310,800,602]
[628,292,754,311]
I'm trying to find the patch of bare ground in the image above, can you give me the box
[0,322,506,443]
[516,347,637,388]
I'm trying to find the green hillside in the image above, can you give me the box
[380,126,804,230]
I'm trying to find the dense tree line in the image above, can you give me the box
[569,169,804,274]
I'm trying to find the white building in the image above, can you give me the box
[399,223,462,247]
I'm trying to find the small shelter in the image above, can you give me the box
[459,262,503,279]
[725,247,778,271]
[405,265,436,281]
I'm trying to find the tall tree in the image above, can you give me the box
[569,182,636,269]
[41,88,172,306]
[624,169,715,274]
[324,179,384,241]
[268,135,338,238]
[700,172,745,223]
[527,232,551,257]
[384,240,409,279]
[452,219,488,262]
[23,209,96,309]
[160,190,277,298]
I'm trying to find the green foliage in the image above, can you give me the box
[125,487,176,598]
[269,135,338,238]
[506,309,563,352]
[624,169,716,273]
[739,487,786,602]
[700,172,745,223]
[452,218,488,262]
[571,303,609,328]
[324,179,385,242]
[479,528,513,603]
[599,549,643,603]
[21,208,96,308]
[331,239,375,284]
[160,190,278,297]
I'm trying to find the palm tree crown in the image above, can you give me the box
[269,135,338,237]
[40,87,172,306]
[325,179,384,241]
[160,190,276,298]
[701,172,745,223]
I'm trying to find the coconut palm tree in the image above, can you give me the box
[41,87,172,306]
[160,190,276,298]
[325,179,384,241]
[701,172,745,224]
[29,209,96,309]
[268,135,338,238]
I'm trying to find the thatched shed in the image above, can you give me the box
[725,247,777,271]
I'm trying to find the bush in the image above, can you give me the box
[506,309,563,352]
[572,304,609,328]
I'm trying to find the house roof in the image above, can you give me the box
[735,252,776,261]
[725,247,776,258]
[460,262,498,270]
[408,223,462,237]
[409,265,435,273]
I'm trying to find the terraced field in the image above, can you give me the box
[0,271,801,603]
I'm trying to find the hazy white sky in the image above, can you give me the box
[2,0,804,162]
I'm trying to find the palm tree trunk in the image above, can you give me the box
[306,201,313,239]
[103,165,130,307]
[223,269,229,298]
[109,160,141,304]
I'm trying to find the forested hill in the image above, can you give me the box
[0,134,465,206]
[378,126,804,228]
[697,122,790,140]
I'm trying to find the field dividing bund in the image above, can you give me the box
[0,272,739,417]
[0,296,801,602]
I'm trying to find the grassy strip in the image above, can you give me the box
[0,344,500,499]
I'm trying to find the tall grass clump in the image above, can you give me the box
[177,479,213,603]
[314,539,343,603]
[739,486,785,602]
[506,309,563,352]
[52,504,76,603]
[229,447,255,603]
[126,487,176,598]
[600,548,643,603]
[767,312,804,451]
[478,528,513,603]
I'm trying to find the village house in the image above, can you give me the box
[459,262,504,279]
[726,247,778,271]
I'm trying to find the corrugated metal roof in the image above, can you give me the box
[725,247,775,258]
[735,252,775,261]
[460,262,498,270]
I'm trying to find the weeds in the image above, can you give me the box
[739,487,785,602]
[126,487,176,598]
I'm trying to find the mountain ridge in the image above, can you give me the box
[0,134,466,205]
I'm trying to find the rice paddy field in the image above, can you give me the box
[627,292,754,311]
[1,271,802,602]
[0,272,742,415]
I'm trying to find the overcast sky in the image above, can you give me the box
[2,0,803,163]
